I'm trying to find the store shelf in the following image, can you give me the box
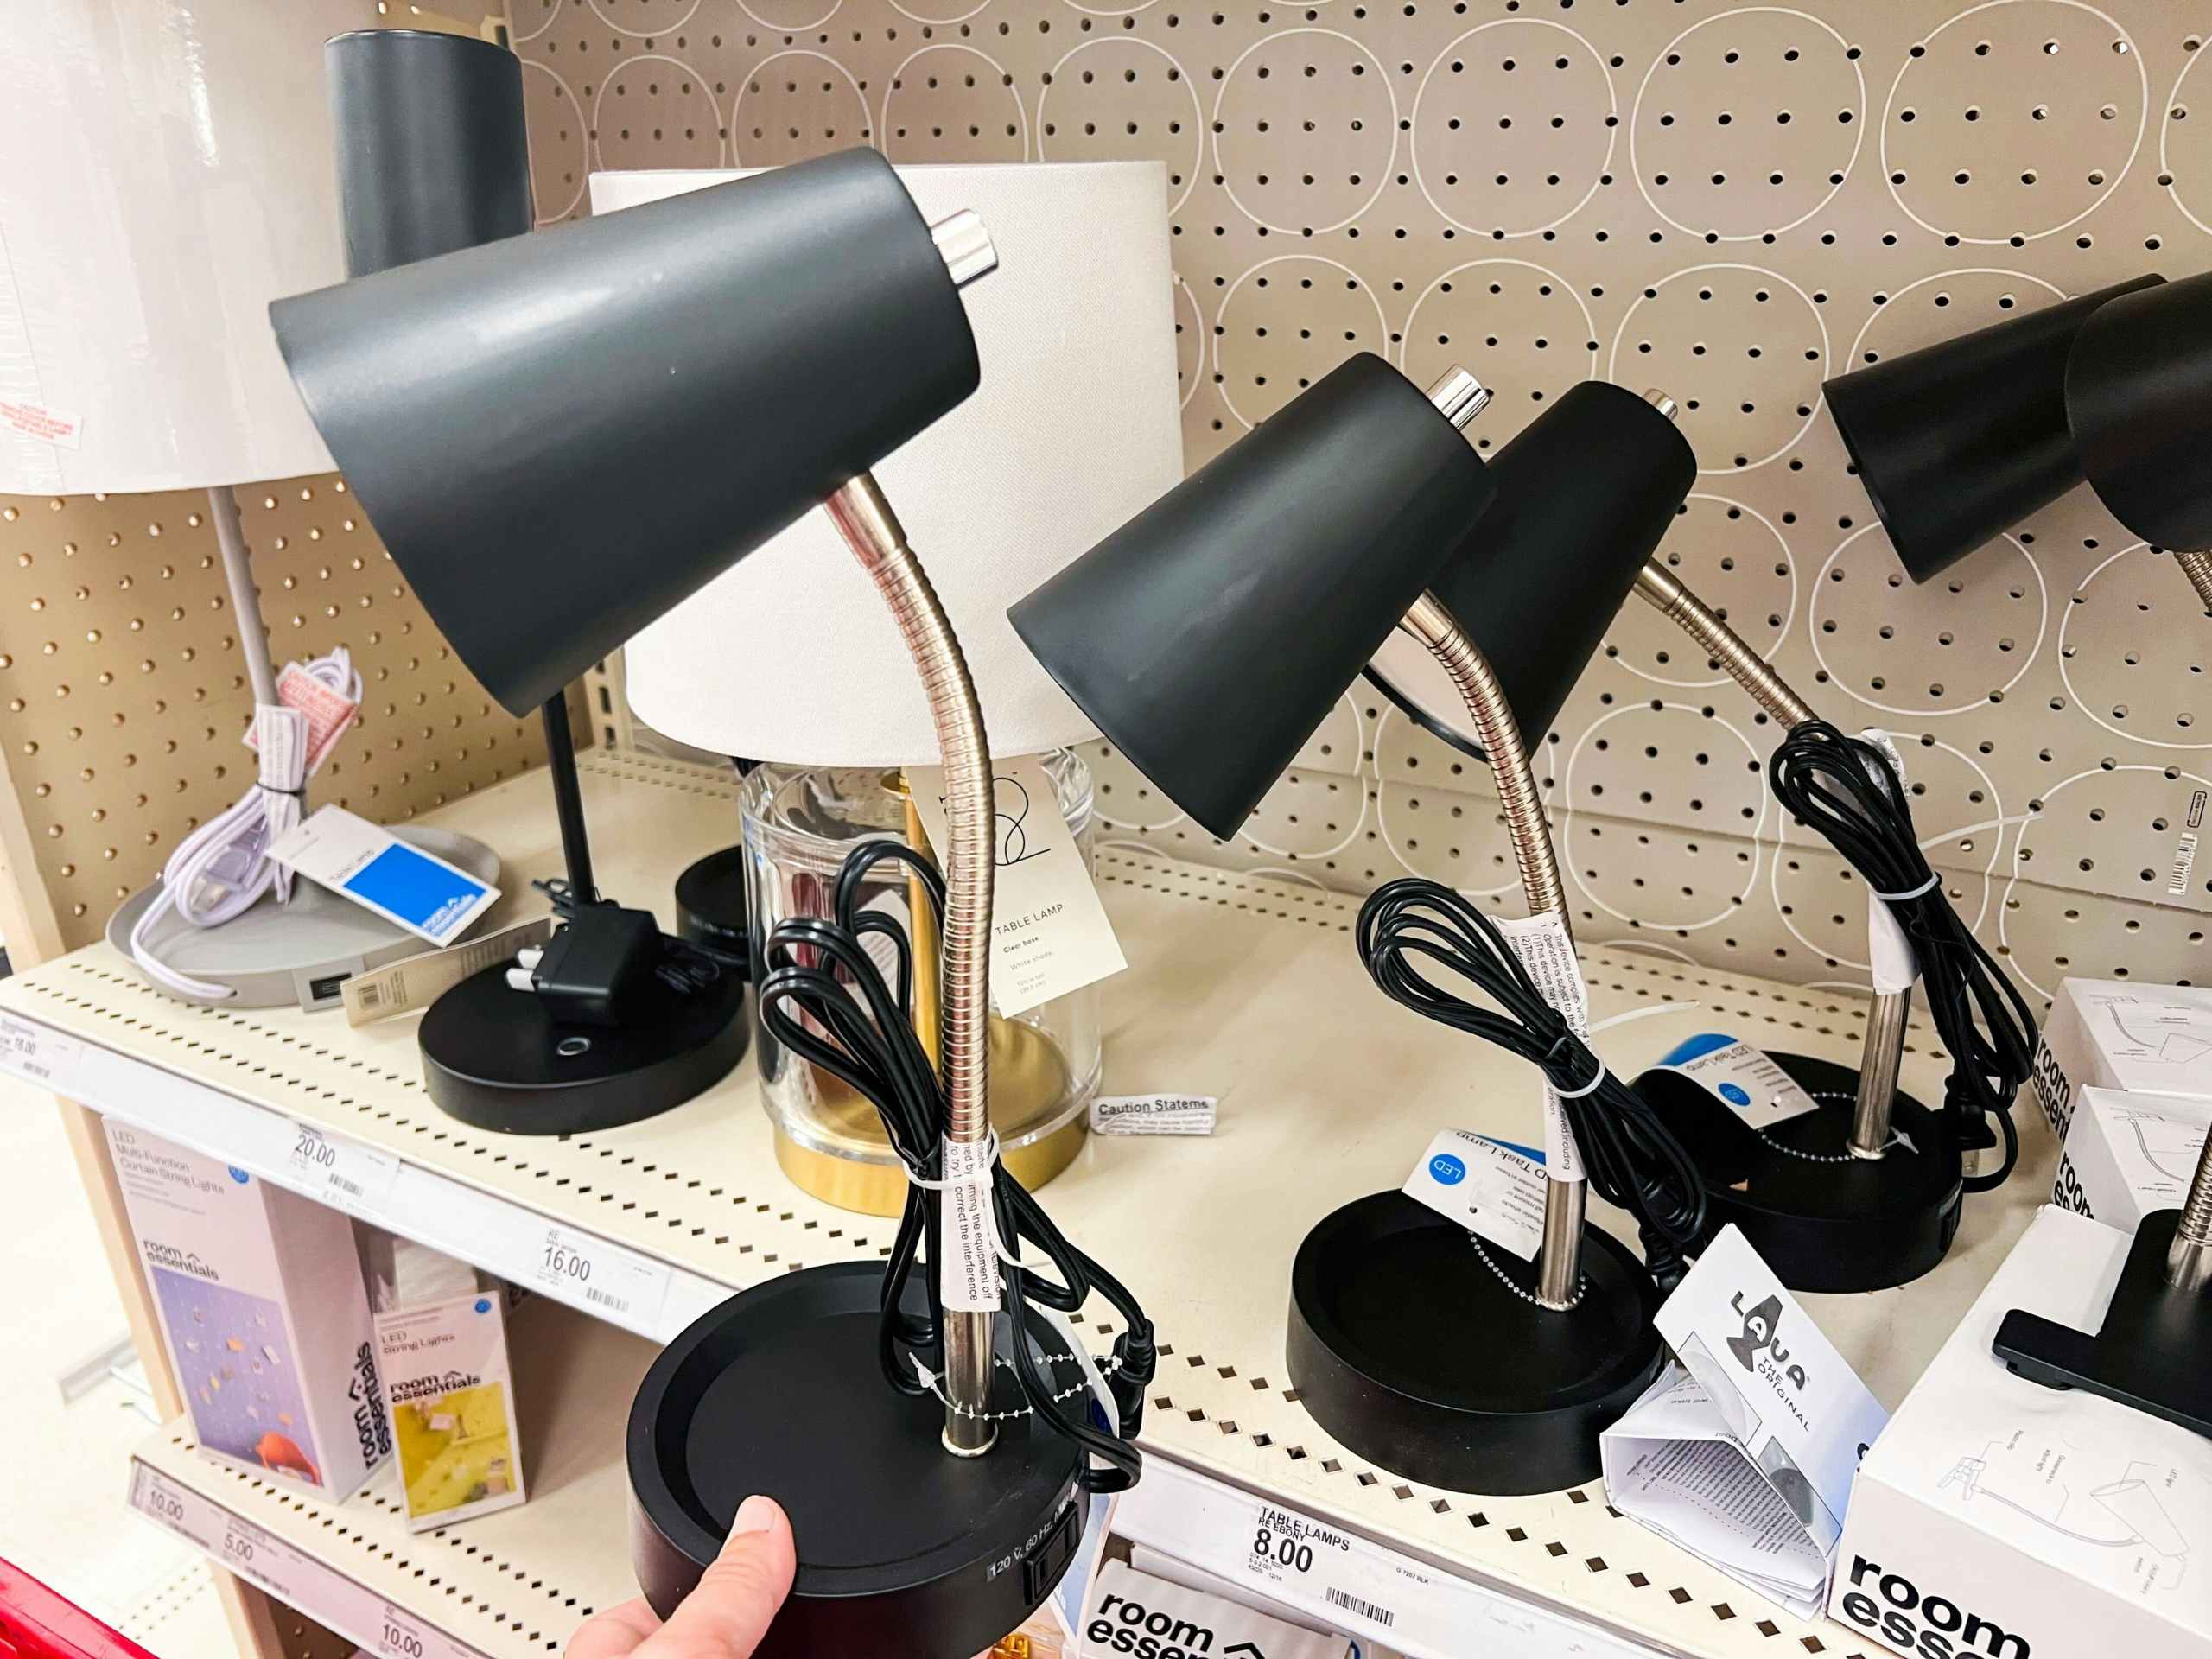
[14,753,2057,1658]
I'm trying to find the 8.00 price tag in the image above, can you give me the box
[531,1224,671,1330]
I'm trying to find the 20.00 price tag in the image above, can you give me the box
[531,1224,671,1330]
[285,1123,401,1217]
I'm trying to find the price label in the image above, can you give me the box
[285,1122,401,1217]
[0,1012,82,1091]
[377,1603,431,1659]
[531,1224,671,1329]
[130,1466,203,1547]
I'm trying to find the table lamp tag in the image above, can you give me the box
[270,806,499,946]
[937,1136,1002,1313]
[1402,1128,1548,1261]
[1652,1033,1821,1131]
[905,758,1128,1017]
[1497,910,1590,1182]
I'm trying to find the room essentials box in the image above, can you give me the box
[1831,1206,2212,1659]
[366,1233,526,1530]
[2030,978,2212,1140]
[2052,1085,2212,1230]
[105,1122,389,1497]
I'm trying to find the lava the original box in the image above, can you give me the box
[2052,1085,2212,1231]
[105,1121,389,1497]
[2030,978,2212,1141]
[1831,1206,2212,1659]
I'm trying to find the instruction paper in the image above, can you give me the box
[269,807,499,947]
[1090,1094,1217,1135]
[1495,909,1590,1181]
[906,758,1127,1018]
[1652,1033,1821,1132]
[1401,1128,1548,1262]
[1603,1224,1888,1619]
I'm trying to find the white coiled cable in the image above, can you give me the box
[129,647,362,1000]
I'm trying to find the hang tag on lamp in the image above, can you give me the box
[1401,1128,1549,1261]
[906,756,1127,1017]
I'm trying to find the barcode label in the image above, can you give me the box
[584,1285,630,1315]
[331,1175,365,1200]
[358,981,385,1008]
[1326,1586,1395,1628]
[2171,831,2200,897]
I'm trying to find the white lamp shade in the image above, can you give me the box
[0,1,347,493]
[598,162,1184,766]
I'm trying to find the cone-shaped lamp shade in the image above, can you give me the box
[327,29,533,278]
[1007,353,1495,839]
[1821,274,2163,583]
[2068,270,2212,551]
[1366,382,1694,759]
[269,147,979,715]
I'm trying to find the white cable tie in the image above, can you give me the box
[1554,1057,1610,1099]
[1870,872,1940,902]
[900,1130,1001,1190]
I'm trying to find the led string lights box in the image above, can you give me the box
[269,143,1155,1657]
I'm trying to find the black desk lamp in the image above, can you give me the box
[1375,383,2028,1294]
[1012,354,1707,1494]
[320,28,748,1135]
[270,145,1154,1656]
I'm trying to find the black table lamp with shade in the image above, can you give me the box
[268,142,1157,1656]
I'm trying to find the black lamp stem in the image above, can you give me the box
[539,689,597,904]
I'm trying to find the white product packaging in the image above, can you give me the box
[2029,978,2212,1141]
[105,1121,389,1498]
[1077,1561,1351,1659]
[1831,1205,2212,1659]
[2051,1086,2212,1230]
[1603,1226,1888,1619]
[375,1291,525,1531]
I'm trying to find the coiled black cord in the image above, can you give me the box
[755,841,1156,1492]
[1358,879,1707,1290]
[1769,721,2037,1191]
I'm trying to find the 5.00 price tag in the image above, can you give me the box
[531,1224,671,1330]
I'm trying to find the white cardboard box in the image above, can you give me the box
[2052,1086,2212,1230]
[105,1121,389,1498]
[1830,1206,2212,1659]
[2030,979,2212,1141]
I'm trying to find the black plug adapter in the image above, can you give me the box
[514,905,662,1027]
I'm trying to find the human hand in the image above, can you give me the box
[568,1496,796,1659]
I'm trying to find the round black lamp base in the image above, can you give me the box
[629,1262,1090,1659]
[675,846,751,962]
[1633,1051,1961,1294]
[1287,1192,1664,1496]
[420,959,748,1135]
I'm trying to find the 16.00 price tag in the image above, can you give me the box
[531,1224,671,1330]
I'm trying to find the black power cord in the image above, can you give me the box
[755,841,1156,1492]
[1769,721,2038,1192]
[1358,880,1707,1290]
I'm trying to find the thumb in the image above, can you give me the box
[648,1496,797,1659]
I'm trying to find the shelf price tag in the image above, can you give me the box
[285,1122,402,1217]
[0,1012,83,1091]
[130,1465,207,1548]
[376,1602,431,1659]
[531,1223,671,1330]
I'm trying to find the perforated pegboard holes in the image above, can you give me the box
[1630,6,1866,242]
[1563,702,1770,931]
[592,51,723,171]
[522,60,588,222]
[1608,264,1829,471]
[1214,255,1388,429]
[1376,779,1524,899]
[1173,276,1203,409]
[1081,739,1192,837]
[1605,495,1797,689]
[741,0,845,30]
[2058,543,2212,749]
[1372,700,1522,792]
[2160,34,2212,235]
[1400,260,1599,453]
[587,0,700,39]
[1409,19,1618,241]
[733,50,873,168]
[1212,28,1395,237]
[1038,37,1202,214]
[1844,266,2069,372]
[884,43,1027,163]
[1811,523,2049,717]
[1882,0,2147,245]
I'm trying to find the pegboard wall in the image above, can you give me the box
[0,481,552,956]
[533,1,2195,1001]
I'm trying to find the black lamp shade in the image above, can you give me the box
[1007,353,1494,839]
[327,30,533,279]
[2067,270,2212,551]
[270,147,980,715]
[1365,382,1694,760]
[1821,274,2163,583]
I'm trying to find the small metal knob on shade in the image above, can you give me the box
[1425,366,1491,431]
[1643,389,1680,423]
[930,210,997,289]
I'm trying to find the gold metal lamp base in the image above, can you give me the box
[772,1014,1088,1216]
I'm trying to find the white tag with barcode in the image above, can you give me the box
[531,1224,672,1327]
[283,1122,401,1217]
[1495,909,1589,1181]
[0,1012,82,1090]
[1090,1094,1217,1135]
[938,1136,1002,1312]
[1400,1128,1548,1260]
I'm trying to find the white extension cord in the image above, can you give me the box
[128,646,362,1000]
